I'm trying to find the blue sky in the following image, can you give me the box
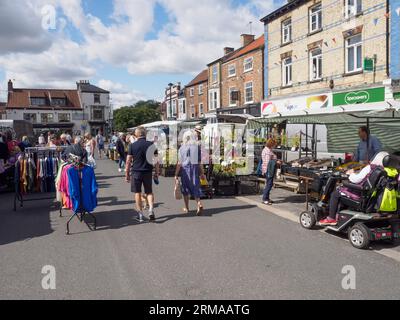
[0,0,284,107]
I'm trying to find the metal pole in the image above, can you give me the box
[306,125,309,158]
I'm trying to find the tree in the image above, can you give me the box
[114,100,161,132]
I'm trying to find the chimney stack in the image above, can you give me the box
[224,47,235,55]
[241,34,255,47]
[8,79,13,92]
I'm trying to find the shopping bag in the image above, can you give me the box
[174,181,182,200]
[88,155,97,169]
[200,177,208,186]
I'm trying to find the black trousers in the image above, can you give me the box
[329,190,341,219]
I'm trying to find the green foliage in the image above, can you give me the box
[291,134,300,148]
[114,100,161,132]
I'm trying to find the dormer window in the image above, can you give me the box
[52,98,66,106]
[31,97,46,106]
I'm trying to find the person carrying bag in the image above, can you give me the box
[174,179,183,200]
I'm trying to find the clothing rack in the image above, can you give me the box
[14,146,67,212]
[63,154,97,235]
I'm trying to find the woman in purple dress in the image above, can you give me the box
[175,131,206,215]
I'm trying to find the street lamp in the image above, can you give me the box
[168,83,173,120]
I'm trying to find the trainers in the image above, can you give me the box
[118,168,122,173]
[319,218,338,226]
[136,212,144,223]
[263,201,273,205]
[149,210,156,222]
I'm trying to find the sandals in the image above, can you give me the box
[196,206,204,216]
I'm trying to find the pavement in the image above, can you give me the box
[1,157,400,300]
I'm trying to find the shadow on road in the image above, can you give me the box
[0,195,55,246]
[98,196,134,207]
[93,209,141,231]
[154,204,257,224]
[273,195,306,204]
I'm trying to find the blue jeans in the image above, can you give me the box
[118,158,125,169]
[262,176,274,202]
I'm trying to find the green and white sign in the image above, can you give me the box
[364,58,374,72]
[333,87,385,106]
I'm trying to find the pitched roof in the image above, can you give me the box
[207,35,264,67]
[260,0,309,24]
[222,35,264,64]
[78,82,110,93]
[186,70,208,87]
[7,88,82,109]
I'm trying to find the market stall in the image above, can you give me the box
[129,120,201,177]
[247,109,400,196]
[202,120,258,196]
[0,126,24,193]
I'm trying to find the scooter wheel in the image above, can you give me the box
[300,211,316,229]
[348,223,371,250]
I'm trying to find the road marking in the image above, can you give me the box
[236,196,400,264]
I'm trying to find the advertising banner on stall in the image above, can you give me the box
[261,93,332,116]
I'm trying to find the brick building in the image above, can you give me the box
[185,69,208,119]
[220,35,264,117]
[260,0,400,117]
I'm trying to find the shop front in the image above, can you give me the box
[261,86,392,119]
[89,121,106,137]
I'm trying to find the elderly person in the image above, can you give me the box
[63,136,88,162]
[320,151,389,226]
[125,127,159,222]
[175,130,206,215]
[261,139,279,205]
[60,133,71,146]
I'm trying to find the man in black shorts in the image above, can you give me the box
[125,127,159,222]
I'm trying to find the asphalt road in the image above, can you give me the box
[1,158,400,300]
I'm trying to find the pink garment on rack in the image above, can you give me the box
[59,164,73,210]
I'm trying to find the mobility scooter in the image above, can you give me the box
[300,155,400,249]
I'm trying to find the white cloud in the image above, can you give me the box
[0,0,281,101]
[0,1,52,54]
[0,39,95,89]
[52,0,279,75]
[97,79,147,108]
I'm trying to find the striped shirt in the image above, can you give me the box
[261,147,277,175]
